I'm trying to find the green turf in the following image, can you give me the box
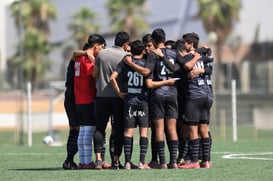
[0,129,273,181]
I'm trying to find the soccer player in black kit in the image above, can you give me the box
[159,33,211,169]
[145,28,179,169]
[110,40,151,170]
[62,59,79,170]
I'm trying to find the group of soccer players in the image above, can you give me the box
[62,28,213,170]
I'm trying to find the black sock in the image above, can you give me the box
[139,137,148,164]
[180,137,189,160]
[151,129,158,162]
[101,137,106,161]
[124,136,133,163]
[168,140,178,164]
[155,141,165,164]
[66,129,79,162]
[109,134,115,163]
[198,138,202,161]
[189,139,199,163]
[208,131,212,161]
[202,138,210,162]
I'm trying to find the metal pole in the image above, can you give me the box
[232,79,237,142]
[48,82,53,137]
[27,81,32,147]
[18,0,25,145]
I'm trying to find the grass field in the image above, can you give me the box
[0,129,273,181]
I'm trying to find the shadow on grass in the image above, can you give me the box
[9,167,63,171]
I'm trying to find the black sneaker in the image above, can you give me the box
[62,160,78,170]
[95,160,103,170]
[111,161,123,170]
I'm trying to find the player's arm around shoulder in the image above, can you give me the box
[124,55,151,76]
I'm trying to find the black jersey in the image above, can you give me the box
[179,53,208,99]
[64,59,75,100]
[115,57,148,106]
[146,48,177,98]
[204,62,213,103]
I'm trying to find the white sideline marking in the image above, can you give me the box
[222,152,273,161]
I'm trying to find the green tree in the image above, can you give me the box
[68,7,100,49]
[11,28,52,89]
[11,0,57,36]
[10,0,57,89]
[196,0,241,88]
[106,0,149,40]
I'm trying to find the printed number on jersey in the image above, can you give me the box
[160,58,174,75]
[127,71,143,94]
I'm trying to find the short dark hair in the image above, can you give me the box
[130,40,144,56]
[83,34,106,50]
[173,39,186,52]
[142,33,152,44]
[114,31,130,47]
[164,40,175,48]
[151,28,166,44]
[182,32,199,49]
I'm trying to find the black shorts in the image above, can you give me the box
[183,97,210,126]
[64,96,78,127]
[76,103,95,126]
[177,95,187,121]
[124,103,149,129]
[149,96,178,120]
[95,97,124,132]
[199,99,213,125]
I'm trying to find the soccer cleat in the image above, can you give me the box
[138,162,151,170]
[200,161,211,168]
[148,160,159,169]
[82,162,95,169]
[178,160,190,166]
[78,163,84,169]
[178,162,200,169]
[62,160,78,170]
[176,158,183,164]
[158,163,168,169]
[102,161,111,169]
[111,161,123,170]
[124,162,131,170]
[130,162,138,169]
[167,163,178,169]
[95,160,103,170]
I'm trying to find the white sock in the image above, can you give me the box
[83,126,96,164]
[77,126,84,164]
